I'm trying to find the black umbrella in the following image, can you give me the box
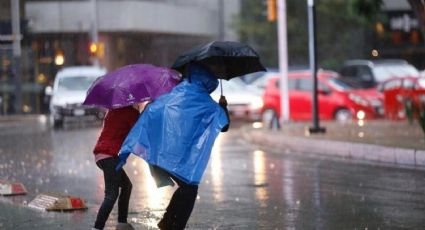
[172,41,266,80]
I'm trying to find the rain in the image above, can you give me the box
[1,0,425,229]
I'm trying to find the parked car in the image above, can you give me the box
[262,70,384,126]
[377,76,425,120]
[210,78,263,121]
[49,66,107,127]
[339,59,419,88]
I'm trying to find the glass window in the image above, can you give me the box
[275,79,297,89]
[356,66,374,81]
[383,80,402,90]
[327,78,352,90]
[402,79,415,89]
[298,78,313,91]
[58,76,98,92]
[319,82,331,93]
[418,78,425,89]
[340,66,355,77]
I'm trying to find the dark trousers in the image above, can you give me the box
[94,157,132,230]
[158,175,198,230]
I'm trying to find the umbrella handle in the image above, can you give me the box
[220,79,223,96]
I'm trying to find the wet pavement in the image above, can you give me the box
[0,118,425,229]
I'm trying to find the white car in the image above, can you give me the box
[48,66,107,127]
[211,78,263,121]
[249,71,279,92]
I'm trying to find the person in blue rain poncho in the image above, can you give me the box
[117,63,230,230]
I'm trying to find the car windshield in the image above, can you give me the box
[372,64,419,82]
[418,78,425,89]
[57,76,97,92]
[250,72,278,89]
[327,78,353,90]
[219,78,247,92]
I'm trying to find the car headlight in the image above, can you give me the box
[250,97,264,110]
[348,93,369,106]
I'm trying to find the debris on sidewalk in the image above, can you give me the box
[0,180,27,196]
[28,193,87,211]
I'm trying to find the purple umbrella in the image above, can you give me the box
[83,64,181,109]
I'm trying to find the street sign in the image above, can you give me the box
[28,193,87,211]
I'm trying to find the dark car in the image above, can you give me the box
[339,59,419,88]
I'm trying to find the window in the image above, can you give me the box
[402,79,415,89]
[298,78,313,91]
[383,80,401,90]
[58,76,98,92]
[275,79,297,89]
[340,66,356,78]
[356,66,373,81]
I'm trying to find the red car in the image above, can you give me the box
[377,76,425,120]
[261,70,384,126]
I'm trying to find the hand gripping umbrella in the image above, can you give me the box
[83,64,181,109]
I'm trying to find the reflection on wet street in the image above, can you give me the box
[0,120,425,229]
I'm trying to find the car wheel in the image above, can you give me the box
[334,109,352,122]
[96,111,106,120]
[262,109,280,129]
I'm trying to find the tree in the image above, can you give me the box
[234,0,377,70]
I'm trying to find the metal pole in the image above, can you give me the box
[308,0,325,133]
[277,0,289,125]
[91,0,99,66]
[11,0,22,114]
[218,0,225,41]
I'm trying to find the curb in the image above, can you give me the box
[243,128,425,169]
[0,115,47,123]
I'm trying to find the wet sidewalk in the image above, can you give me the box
[243,120,425,168]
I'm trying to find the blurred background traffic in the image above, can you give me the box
[0,0,424,129]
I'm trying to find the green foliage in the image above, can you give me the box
[233,0,383,70]
[233,0,278,68]
[404,98,414,124]
[411,100,425,135]
[350,0,383,21]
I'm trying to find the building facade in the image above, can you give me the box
[375,0,425,68]
[1,0,240,114]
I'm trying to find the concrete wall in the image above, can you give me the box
[382,0,411,11]
[25,0,240,39]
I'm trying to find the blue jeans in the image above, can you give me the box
[94,157,132,229]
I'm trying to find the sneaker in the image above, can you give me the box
[116,223,135,230]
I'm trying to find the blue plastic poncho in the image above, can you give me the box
[118,64,229,185]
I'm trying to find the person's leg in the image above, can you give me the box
[158,175,198,230]
[94,158,121,230]
[158,187,181,229]
[172,178,198,230]
[117,169,132,223]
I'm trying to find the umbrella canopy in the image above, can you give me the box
[172,41,266,80]
[83,64,181,109]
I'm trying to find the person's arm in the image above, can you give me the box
[219,95,230,132]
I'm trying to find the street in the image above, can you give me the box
[0,119,425,229]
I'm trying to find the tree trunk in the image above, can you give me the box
[407,0,425,43]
